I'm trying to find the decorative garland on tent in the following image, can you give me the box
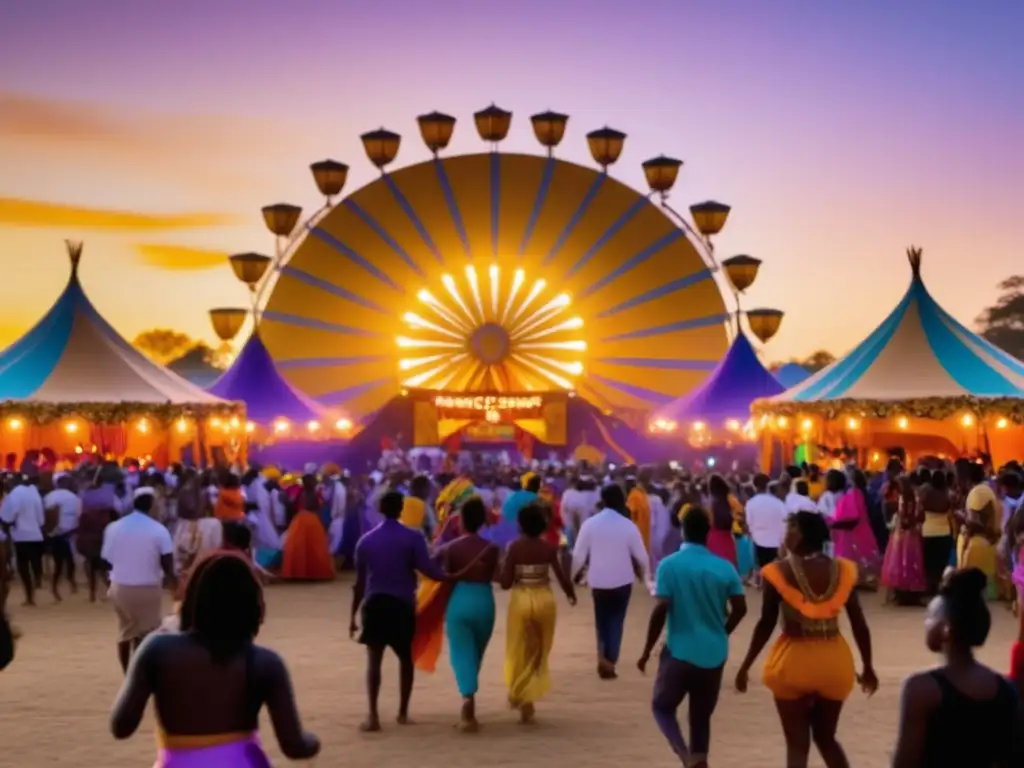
[0,400,246,426]
[750,396,1024,424]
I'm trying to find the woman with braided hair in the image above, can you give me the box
[110,550,320,766]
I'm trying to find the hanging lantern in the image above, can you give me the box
[689,201,731,236]
[361,128,401,169]
[722,254,762,293]
[228,252,272,286]
[746,308,784,343]
[642,156,683,195]
[261,204,302,238]
[209,307,247,341]
[587,127,626,169]
[417,111,456,154]
[309,160,348,198]
[530,111,568,151]
[474,104,512,143]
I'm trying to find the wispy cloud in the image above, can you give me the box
[0,198,232,230]
[134,243,229,270]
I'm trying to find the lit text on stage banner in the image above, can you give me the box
[433,394,545,420]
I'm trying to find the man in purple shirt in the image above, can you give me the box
[350,490,446,732]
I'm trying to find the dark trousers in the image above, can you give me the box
[47,534,76,584]
[592,584,632,664]
[13,542,44,598]
[754,545,778,568]
[651,647,724,761]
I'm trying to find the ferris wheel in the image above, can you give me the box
[212,107,771,424]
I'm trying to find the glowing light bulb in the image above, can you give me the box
[245,421,255,433]
[274,419,289,434]
[566,362,584,375]
[65,422,78,434]
[417,289,431,303]
[897,416,909,429]
[307,420,320,433]
[801,418,813,431]
[553,292,570,307]
[7,418,21,430]
[230,416,241,429]
[776,416,789,428]
[961,413,974,427]
[335,418,352,431]
[74,445,83,455]
[846,417,859,430]
[136,419,149,434]
[725,419,741,432]
[489,265,498,280]
[175,418,187,434]
[996,417,1009,429]
[692,421,706,432]
[210,417,222,428]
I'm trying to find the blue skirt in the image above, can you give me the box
[735,535,755,578]
[446,581,495,697]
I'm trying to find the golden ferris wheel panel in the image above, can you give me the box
[260,153,729,421]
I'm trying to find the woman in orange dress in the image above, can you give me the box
[735,511,877,768]
[281,475,334,581]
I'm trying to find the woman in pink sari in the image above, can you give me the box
[830,470,881,588]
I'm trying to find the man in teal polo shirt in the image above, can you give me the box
[638,506,747,767]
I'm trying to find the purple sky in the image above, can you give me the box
[0,0,1022,361]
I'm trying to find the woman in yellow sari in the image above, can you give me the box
[499,500,577,723]
[957,466,1001,600]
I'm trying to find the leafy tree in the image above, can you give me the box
[131,328,196,365]
[798,349,836,372]
[976,275,1024,360]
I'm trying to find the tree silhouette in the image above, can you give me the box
[131,328,196,365]
[976,275,1024,361]
[797,349,836,372]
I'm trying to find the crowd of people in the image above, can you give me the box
[1,452,1023,766]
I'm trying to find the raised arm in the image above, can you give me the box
[261,649,321,760]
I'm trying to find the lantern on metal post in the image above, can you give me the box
[261,204,302,238]
[587,127,626,171]
[642,156,683,199]
[474,104,512,148]
[746,308,784,344]
[530,111,568,156]
[309,160,348,202]
[228,252,272,287]
[361,128,401,171]
[417,112,456,155]
[721,254,762,334]
[209,308,247,342]
[689,201,731,237]
[721,255,762,293]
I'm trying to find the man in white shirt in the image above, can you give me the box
[44,473,81,600]
[745,473,789,568]
[561,475,600,547]
[0,475,46,606]
[786,479,819,515]
[101,486,176,672]
[572,484,650,680]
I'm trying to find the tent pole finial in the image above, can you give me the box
[906,245,922,279]
[65,240,84,278]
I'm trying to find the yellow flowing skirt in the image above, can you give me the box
[505,585,556,707]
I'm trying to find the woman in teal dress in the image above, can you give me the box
[440,497,501,731]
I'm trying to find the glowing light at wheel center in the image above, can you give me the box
[397,263,585,392]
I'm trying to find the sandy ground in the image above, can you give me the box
[0,578,1017,767]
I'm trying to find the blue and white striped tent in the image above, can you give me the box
[770,249,1024,403]
[0,242,225,405]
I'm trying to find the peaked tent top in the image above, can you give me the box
[771,248,1024,403]
[207,332,331,424]
[653,331,784,424]
[0,241,226,405]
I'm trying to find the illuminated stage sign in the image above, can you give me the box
[434,394,544,420]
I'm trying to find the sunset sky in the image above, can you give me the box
[1,0,1022,364]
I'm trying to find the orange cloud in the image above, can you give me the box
[0,198,233,230]
[134,243,230,270]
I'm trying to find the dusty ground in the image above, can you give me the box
[0,578,1017,767]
